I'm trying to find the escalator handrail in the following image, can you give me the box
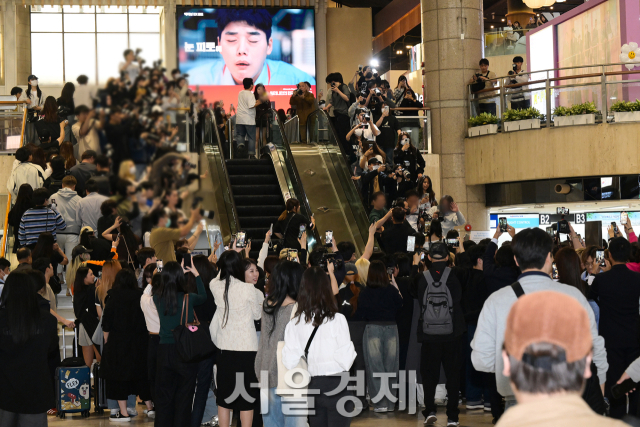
[268,108,321,244]
[207,109,240,234]
[1,106,28,258]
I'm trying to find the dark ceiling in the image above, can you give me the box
[338,0,586,75]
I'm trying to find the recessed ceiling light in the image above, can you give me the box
[490,25,494,28]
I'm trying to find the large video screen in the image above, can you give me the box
[177,7,316,112]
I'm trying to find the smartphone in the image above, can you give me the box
[387,266,395,277]
[446,238,460,248]
[596,250,605,267]
[325,230,333,246]
[499,217,508,232]
[421,252,425,261]
[288,249,298,262]
[612,378,638,400]
[552,262,559,279]
[611,222,618,234]
[546,226,554,236]
[557,207,563,215]
[269,223,273,235]
[407,236,416,252]
[236,231,247,248]
[183,253,192,269]
[299,224,306,238]
[621,211,629,225]
[157,260,163,272]
[383,106,389,114]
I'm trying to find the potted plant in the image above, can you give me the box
[553,102,598,127]
[610,100,640,123]
[502,107,543,132]
[467,112,499,137]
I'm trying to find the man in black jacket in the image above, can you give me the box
[410,242,465,426]
[483,225,520,294]
[379,207,417,254]
[590,236,640,419]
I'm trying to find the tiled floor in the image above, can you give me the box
[48,405,496,426]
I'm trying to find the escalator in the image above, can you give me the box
[201,107,374,258]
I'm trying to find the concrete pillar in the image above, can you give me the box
[421,0,489,231]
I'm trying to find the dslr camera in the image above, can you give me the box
[373,88,382,97]
[363,113,371,122]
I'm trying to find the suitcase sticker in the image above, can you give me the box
[59,368,91,411]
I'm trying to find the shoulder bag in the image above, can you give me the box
[276,304,320,396]
[172,294,216,362]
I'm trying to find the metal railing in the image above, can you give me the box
[484,28,532,57]
[1,101,28,258]
[467,62,640,129]
[205,109,240,236]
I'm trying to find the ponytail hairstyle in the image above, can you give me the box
[278,198,301,221]
[217,250,245,328]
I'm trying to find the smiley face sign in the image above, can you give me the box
[630,51,637,59]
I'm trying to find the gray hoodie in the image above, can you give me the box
[471,271,608,399]
[50,187,82,235]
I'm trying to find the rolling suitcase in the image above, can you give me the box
[56,325,91,419]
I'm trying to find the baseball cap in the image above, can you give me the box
[344,262,357,275]
[504,291,592,365]
[80,226,94,235]
[72,245,93,259]
[429,242,449,260]
[368,157,381,166]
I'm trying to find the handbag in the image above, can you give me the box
[172,294,216,363]
[271,212,297,252]
[27,109,40,123]
[276,304,320,396]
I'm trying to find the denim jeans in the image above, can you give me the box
[201,387,218,422]
[362,324,399,410]
[465,323,493,403]
[107,395,136,411]
[261,387,307,427]
[191,353,215,427]
[235,124,257,155]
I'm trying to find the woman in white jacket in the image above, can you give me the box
[210,250,264,427]
[282,266,357,427]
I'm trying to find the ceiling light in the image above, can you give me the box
[501,18,505,21]
[550,6,553,9]
[396,50,403,54]
[490,25,494,28]
[405,45,412,49]
[370,59,379,67]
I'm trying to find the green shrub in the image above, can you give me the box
[468,112,498,127]
[503,107,543,122]
[553,102,598,117]
[610,99,640,112]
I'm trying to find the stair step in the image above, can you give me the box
[234,195,284,206]
[227,159,272,167]
[231,184,281,196]
[242,228,274,240]
[227,165,275,176]
[230,175,278,186]
[237,216,280,229]
[237,206,284,217]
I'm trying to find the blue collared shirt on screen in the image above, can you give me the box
[186,58,316,86]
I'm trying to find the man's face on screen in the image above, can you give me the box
[218,21,273,84]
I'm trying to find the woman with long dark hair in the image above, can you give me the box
[555,247,599,325]
[393,131,425,185]
[355,260,403,412]
[36,96,67,150]
[72,266,101,367]
[0,271,58,426]
[275,198,315,250]
[254,83,271,150]
[102,269,154,421]
[58,82,75,143]
[416,175,437,209]
[282,266,357,427]
[152,260,206,426]
[32,231,68,293]
[22,74,45,144]
[8,183,34,253]
[210,251,264,427]
[255,260,305,427]
[43,156,68,194]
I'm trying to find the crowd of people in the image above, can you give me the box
[5,54,640,427]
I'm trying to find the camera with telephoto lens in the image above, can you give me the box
[419,207,432,222]
[364,113,371,121]
[373,88,381,96]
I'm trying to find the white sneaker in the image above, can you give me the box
[144,409,155,418]
[109,413,131,422]
[126,407,138,416]
[447,420,460,427]
[424,413,437,425]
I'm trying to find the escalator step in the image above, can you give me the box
[234,195,284,206]
[237,216,280,229]
[237,206,284,217]
[230,175,278,185]
[242,228,272,240]
[227,164,274,176]
[227,159,272,167]
[231,185,281,196]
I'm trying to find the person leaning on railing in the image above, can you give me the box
[508,56,530,110]
[469,58,497,116]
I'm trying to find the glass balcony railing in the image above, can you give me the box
[484,28,532,57]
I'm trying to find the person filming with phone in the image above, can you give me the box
[347,111,380,145]
[428,195,466,237]
[274,198,315,251]
[507,56,530,110]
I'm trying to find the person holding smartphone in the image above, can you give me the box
[273,198,315,251]
[347,111,381,146]
[375,105,402,161]
[393,131,425,185]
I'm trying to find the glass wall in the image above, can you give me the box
[30,5,161,85]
